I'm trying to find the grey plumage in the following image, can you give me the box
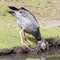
[8,6,41,41]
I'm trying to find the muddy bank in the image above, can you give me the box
[0,38,60,56]
[0,46,60,56]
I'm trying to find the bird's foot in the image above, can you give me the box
[21,43,31,49]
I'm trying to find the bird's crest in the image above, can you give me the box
[20,7,27,10]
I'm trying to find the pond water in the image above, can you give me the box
[0,47,60,60]
[0,53,60,60]
[47,57,60,60]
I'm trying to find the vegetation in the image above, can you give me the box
[0,0,60,49]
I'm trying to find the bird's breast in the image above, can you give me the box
[16,16,39,33]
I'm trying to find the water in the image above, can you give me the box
[47,57,60,60]
[0,53,60,60]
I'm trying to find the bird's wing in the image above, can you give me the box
[22,9,38,21]
[19,9,40,28]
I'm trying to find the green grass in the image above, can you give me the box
[41,26,60,38]
[0,0,60,49]
[0,24,60,49]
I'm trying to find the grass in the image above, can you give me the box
[0,24,60,49]
[41,26,60,38]
[0,0,60,49]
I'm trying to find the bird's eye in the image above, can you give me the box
[20,11,22,13]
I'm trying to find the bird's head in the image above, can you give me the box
[38,41,46,50]
[8,6,27,18]
[38,38,49,51]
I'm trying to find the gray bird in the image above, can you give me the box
[8,6,47,50]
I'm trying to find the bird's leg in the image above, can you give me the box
[26,37,33,45]
[20,29,24,46]
[20,30,30,49]
[24,33,33,46]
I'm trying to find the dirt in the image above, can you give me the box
[38,20,60,28]
[0,38,59,56]
[0,45,60,56]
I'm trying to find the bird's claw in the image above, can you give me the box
[22,43,31,49]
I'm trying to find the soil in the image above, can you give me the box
[38,20,60,28]
[0,45,60,56]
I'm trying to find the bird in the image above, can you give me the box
[8,6,47,50]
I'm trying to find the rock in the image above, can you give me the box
[45,38,56,47]
[45,38,60,48]
[56,39,60,46]
[13,47,30,54]
[0,47,30,56]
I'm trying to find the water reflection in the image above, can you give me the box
[0,53,46,60]
[40,53,46,60]
[47,57,60,60]
[0,53,60,60]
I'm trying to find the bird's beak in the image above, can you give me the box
[8,6,18,11]
[8,11,15,15]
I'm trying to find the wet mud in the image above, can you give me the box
[0,38,60,56]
